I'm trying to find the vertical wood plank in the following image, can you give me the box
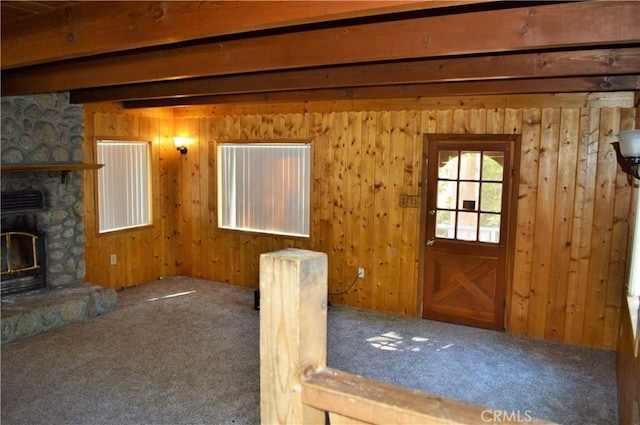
[384,110,405,313]
[509,108,541,335]
[564,108,599,345]
[357,111,377,309]
[344,112,363,307]
[486,108,505,134]
[399,110,421,315]
[544,108,580,342]
[330,112,348,302]
[452,109,470,134]
[527,108,561,338]
[583,108,619,347]
[372,111,391,311]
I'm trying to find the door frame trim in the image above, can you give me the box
[417,133,521,330]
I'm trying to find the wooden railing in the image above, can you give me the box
[259,248,553,425]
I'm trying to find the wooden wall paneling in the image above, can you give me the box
[344,112,363,307]
[399,110,421,315]
[469,109,488,134]
[308,113,323,253]
[563,108,600,345]
[583,108,620,348]
[316,112,335,291]
[435,110,453,133]
[190,117,205,279]
[452,108,470,134]
[545,108,580,342]
[503,109,522,136]
[82,97,636,350]
[486,108,505,134]
[372,111,391,311]
[198,116,211,281]
[330,112,348,303]
[174,117,191,275]
[206,117,224,281]
[149,116,164,278]
[384,110,405,313]
[161,115,179,278]
[357,111,378,309]
[527,108,561,338]
[509,108,542,335]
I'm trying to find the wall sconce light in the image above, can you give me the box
[173,137,189,155]
[614,130,640,180]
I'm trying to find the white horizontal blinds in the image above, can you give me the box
[97,140,151,233]
[218,143,310,237]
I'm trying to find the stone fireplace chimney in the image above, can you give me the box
[1,93,117,344]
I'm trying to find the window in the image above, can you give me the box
[435,150,505,243]
[96,140,152,233]
[217,142,311,237]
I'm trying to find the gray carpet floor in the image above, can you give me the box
[1,276,617,425]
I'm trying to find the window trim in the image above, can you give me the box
[94,137,154,236]
[213,139,313,239]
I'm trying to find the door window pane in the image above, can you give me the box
[438,151,459,179]
[458,182,479,210]
[436,210,456,239]
[482,151,505,181]
[437,181,457,209]
[457,212,478,241]
[480,182,503,213]
[479,213,501,243]
[460,151,481,180]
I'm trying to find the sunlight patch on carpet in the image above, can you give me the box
[147,290,196,301]
[367,331,455,352]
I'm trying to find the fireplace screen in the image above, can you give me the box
[1,231,46,295]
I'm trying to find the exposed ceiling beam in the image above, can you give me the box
[71,47,640,104]
[123,75,640,109]
[4,1,639,97]
[2,0,464,69]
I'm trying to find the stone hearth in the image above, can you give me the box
[1,283,117,345]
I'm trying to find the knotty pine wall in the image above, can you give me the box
[83,103,179,289]
[83,93,637,350]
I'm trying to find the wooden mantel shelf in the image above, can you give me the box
[1,163,103,173]
[1,163,104,183]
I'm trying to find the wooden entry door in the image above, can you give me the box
[422,135,518,331]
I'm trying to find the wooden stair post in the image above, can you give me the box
[259,248,328,425]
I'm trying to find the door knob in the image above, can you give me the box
[426,237,435,246]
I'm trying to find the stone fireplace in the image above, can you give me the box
[1,93,117,345]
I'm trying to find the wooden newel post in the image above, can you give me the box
[260,248,328,425]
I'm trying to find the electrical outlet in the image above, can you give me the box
[110,254,117,266]
[358,267,365,278]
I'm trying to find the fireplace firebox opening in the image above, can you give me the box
[1,230,46,296]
